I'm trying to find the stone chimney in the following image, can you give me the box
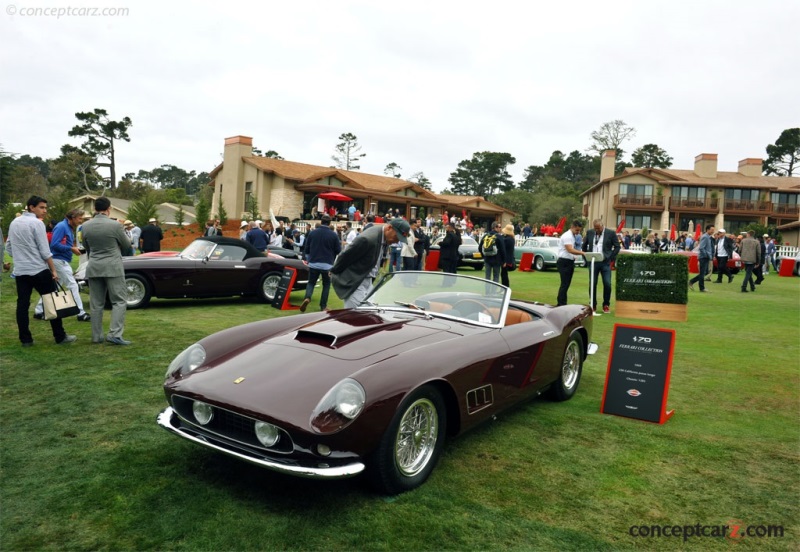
[738,158,763,177]
[219,135,253,216]
[694,153,718,178]
[600,150,616,181]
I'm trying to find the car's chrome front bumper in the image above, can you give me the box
[157,407,365,479]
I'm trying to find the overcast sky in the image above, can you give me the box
[2,0,798,193]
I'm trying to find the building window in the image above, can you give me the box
[619,184,654,197]
[618,213,651,230]
[672,186,706,199]
[244,181,253,212]
[771,192,798,205]
[724,189,761,201]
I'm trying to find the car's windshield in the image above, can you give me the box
[362,272,510,327]
[181,240,217,260]
[525,238,559,248]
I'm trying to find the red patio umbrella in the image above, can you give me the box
[616,218,626,233]
[670,223,677,241]
[554,217,567,235]
[317,191,353,202]
[694,224,702,241]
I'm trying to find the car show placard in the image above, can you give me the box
[615,254,689,321]
[601,324,675,424]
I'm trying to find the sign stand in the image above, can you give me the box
[270,267,301,310]
[600,324,676,424]
[584,252,605,316]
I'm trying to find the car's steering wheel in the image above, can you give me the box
[452,299,491,320]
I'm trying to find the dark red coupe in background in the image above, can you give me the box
[158,272,597,494]
[76,236,308,308]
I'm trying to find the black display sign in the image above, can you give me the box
[600,324,675,424]
[271,268,300,310]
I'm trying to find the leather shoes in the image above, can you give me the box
[106,336,132,346]
[728,275,734,283]
[57,335,77,345]
[77,313,91,321]
[689,283,695,291]
[33,312,44,320]
[300,298,310,313]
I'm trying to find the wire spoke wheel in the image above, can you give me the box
[394,398,438,477]
[561,339,581,390]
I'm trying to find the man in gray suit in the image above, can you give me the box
[81,197,132,345]
[331,219,410,308]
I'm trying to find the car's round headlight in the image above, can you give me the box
[334,381,366,419]
[192,401,214,425]
[310,378,366,433]
[254,421,280,447]
[165,343,206,378]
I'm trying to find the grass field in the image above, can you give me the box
[1,261,798,551]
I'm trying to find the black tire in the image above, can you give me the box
[548,334,583,401]
[259,272,283,302]
[124,274,152,309]
[534,256,545,271]
[368,385,447,495]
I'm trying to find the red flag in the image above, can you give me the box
[554,217,567,235]
[694,224,702,241]
[670,224,677,241]
[462,209,467,220]
[616,218,626,233]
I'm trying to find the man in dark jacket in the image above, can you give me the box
[713,228,735,284]
[412,218,430,271]
[582,219,621,313]
[300,215,341,312]
[245,222,268,252]
[332,219,409,308]
[139,218,163,253]
[689,224,715,292]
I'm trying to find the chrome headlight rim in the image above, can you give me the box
[310,378,366,434]
[165,343,206,378]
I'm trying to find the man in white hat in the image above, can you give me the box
[140,217,163,253]
[128,220,141,254]
[713,228,735,284]
[239,220,249,240]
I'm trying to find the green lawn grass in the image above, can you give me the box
[1,262,798,551]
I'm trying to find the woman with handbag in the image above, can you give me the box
[500,224,516,288]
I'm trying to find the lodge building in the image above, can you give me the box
[209,136,514,226]
[582,150,800,235]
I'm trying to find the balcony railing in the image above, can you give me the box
[614,194,665,209]
[668,197,720,210]
[773,203,799,216]
[723,200,772,213]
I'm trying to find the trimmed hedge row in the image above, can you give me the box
[615,253,689,305]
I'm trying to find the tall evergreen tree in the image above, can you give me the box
[448,152,516,198]
[764,128,799,176]
[68,108,132,189]
[331,132,366,170]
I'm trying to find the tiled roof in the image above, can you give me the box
[584,167,800,195]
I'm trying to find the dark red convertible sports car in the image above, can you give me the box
[158,272,597,494]
[76,236,308,309]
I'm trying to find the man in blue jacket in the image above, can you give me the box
[300,215,341,312]
[33,209,91,321]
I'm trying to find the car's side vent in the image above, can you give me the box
[294,330,338,348]
[466,384,493,415]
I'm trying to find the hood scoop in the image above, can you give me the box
[294,312,406,349]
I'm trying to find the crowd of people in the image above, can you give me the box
[6,193,790,347]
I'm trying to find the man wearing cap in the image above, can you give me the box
[139,217,163,253]
[127,220,141,255]
[713,228,735,284]
[331,219,409,308]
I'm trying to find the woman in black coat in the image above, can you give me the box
[437,222,462,274]
[500,224,516,287]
